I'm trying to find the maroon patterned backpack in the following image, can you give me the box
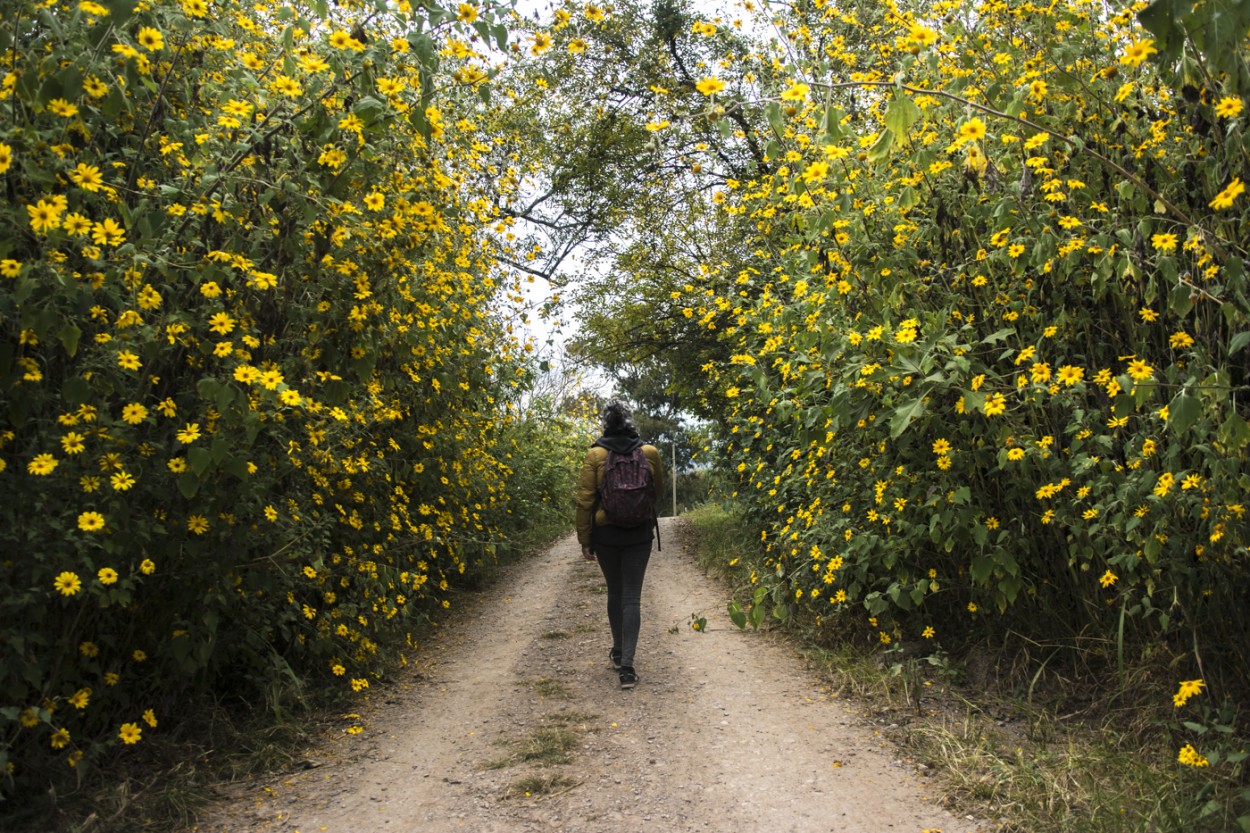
[598,446,656,528]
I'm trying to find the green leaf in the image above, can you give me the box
[188,447,213,477]
[884,94,922,139]
[889,393,927,439]
[1228,331,1250,356]
[821,106,845,141]
[61,376,91,406]
[1168,391,1201,435]
[56,325,81,358]
[1168,282,1195,317]
[177,471,200,499]
[727,601,747,630]
[1219,413,1250,452]
[765,101,785,137]
[224,457,251,481]
[866,129,894,165]
[354,95,387,119]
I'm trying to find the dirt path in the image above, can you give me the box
[191,520,980,833]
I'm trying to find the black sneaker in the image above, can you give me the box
[609,649,622,670]
[619,667,637,690]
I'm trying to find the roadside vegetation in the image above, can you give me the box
[4,0,1248,829]
[685,501,1246,832]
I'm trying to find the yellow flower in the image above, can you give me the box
[207,312,236,335]
[328,30,363,51]
[187,514,209,534]
[78,511,106,532]
[932,438,951,456]
[54,571,82,596]
[1178,743,1209,767]
[61,432,86,454]
[0,141,12,173]
[1214,97,1243,119]
[92,217,126,246]
[1126,359,1154,381]
[176,423,202,444]
[696,77,726,96]
[48,98,79,118]
[801,160,829,183]
[907,24,938,48]
[117,350,141,371]
[121,403,148,424]
[1119,39,1157,67]
[136,26,164,51]
[1168,331,1194,349]
[98,567,118,585]
[1173,678,1205,707]
[118,722,142,744]
[70,163,104,192]
[1099,570,1116,588]
[270,76,303,97]
[28,453,59,475]
[456,3,477,23]
[27,199,64,234]
[1209,178,1244,210]
[983,392,1006,416]
[1056,365,1084,386]
[140,559,156,575]
[780,82,809,102]
[1150,232,1178,251]
[143,709,158,728]
[957,117,986,142]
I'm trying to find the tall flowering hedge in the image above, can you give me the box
[672,0,1249,774]
[0,0,551,800]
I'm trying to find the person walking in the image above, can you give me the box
[576,401,664,690]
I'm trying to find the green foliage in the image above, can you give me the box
[0,0,584,809]
[583,0,1250,818]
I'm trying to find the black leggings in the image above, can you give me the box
[594,541,652,668]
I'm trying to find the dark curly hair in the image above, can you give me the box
[601,400,636,434]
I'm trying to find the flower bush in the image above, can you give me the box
[664,0,1248,812]
[0,0,578,802]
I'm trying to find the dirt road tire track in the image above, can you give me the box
[191,519,980,833]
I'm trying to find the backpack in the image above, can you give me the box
[598,446,656,528]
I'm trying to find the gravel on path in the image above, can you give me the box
[190,518,982,833]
